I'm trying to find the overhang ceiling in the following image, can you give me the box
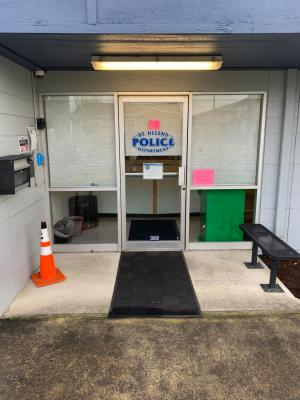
[0,34,300,70]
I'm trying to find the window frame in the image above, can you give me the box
[40,93,121,252]
[186,91,267,250]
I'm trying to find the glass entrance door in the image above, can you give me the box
[119,96,188,250]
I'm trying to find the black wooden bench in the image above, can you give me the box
[239,223,300,292]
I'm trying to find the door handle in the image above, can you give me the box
[178,166,185,186]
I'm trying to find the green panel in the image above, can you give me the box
[198,190,245,242]
[198,189,207,242]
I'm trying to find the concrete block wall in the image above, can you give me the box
[0,56,46,315]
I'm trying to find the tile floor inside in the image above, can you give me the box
[57,217,118,245]
[54,216,221,245]
[3,250,300,318]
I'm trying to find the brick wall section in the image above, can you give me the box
[0,56,46,315]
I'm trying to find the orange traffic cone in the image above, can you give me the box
[31,221,66,287]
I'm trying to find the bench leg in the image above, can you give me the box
[260,259,284,293]
[244,242,263,269]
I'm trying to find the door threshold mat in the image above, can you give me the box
[128,219,180,241]
[109,252,201,317]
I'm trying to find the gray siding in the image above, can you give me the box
[0,56,46,315]
[0,1,300,33]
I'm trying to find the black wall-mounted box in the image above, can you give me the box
[36,118,46,130]
[0,154,32,195]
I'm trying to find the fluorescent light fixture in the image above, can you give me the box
[91,56,223,71]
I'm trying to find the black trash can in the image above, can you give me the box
[69,194,98,229]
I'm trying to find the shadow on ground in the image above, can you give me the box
[0,316,300,400]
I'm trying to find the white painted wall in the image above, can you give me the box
[287,73,300,250]
[259,71,285,231]
[288,130,300,249]
[0,56,46,315]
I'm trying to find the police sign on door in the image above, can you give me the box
[132,131,175,154]
[126,118,181,156]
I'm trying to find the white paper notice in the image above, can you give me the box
[27,127,38,152]
[143,163,163,180]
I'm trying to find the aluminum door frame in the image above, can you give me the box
[118,95,189,251]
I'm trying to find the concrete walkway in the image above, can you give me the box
[4,253,119,317]
[3,250,300,317]
[186,250,300,314]
[0,316,299,400]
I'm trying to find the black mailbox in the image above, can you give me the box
[0,154,32,195]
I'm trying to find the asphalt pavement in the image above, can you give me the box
[0,316,299,400]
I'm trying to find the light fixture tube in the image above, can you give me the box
[91,56,223,71]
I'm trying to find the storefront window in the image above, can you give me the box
[188,93,263,245]
[45,95,116,187]
[191,94,262,186]
[50,191,118,245]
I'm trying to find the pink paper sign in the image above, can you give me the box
[192,169,215,186]
[148,120,160,130]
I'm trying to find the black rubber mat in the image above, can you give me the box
[109,252,200,317]
[128,219,180,241]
